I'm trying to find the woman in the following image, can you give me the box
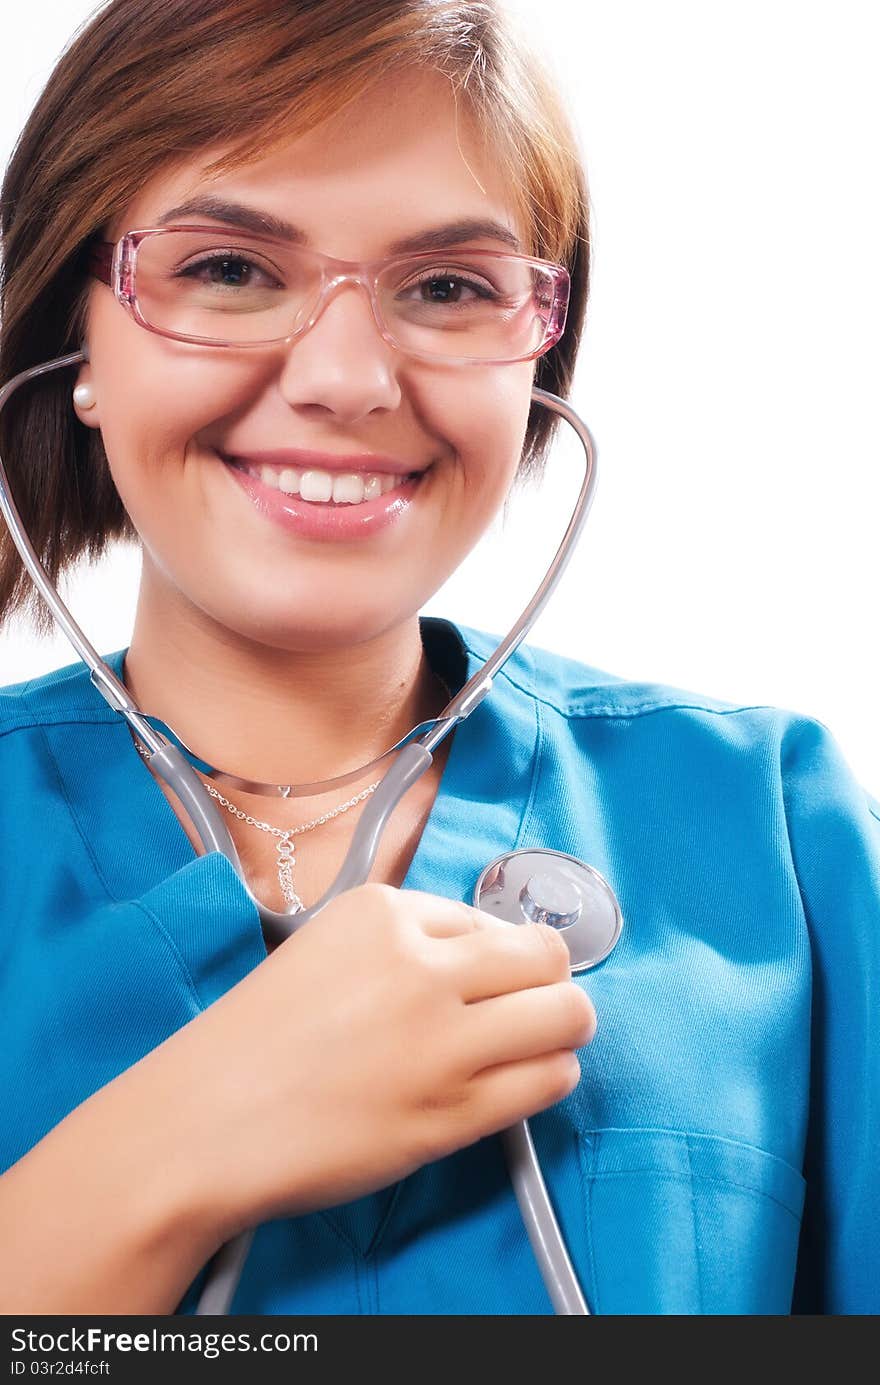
[0,0,877,1316]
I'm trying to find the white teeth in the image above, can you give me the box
[299,469,334,503]
[242,461,417,503]
[362,475,383,501]
[332,473,366,504]
[279,467,302,495]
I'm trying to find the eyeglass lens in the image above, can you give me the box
[131,230,558,358]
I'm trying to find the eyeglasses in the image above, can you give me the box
[88,226,570,365]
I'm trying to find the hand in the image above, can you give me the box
[160,882,596,1239]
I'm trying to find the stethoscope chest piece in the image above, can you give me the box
[473,847,623,972]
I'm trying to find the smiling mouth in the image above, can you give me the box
[221,455,427,506]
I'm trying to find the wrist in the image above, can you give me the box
[104,1031,239,1262]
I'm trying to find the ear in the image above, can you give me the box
[72,369,102,429]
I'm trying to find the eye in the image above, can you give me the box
[176,252,283,290]
[397,266,499,306]
[416,273,490,302]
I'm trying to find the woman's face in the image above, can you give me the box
[76,67,536,654]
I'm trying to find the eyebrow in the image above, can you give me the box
[154,195,524,255]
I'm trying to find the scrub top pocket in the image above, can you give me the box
[576,1127,806,1314]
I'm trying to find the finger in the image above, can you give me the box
[433,920,572,1001]
[461,981,596,1073]
[469,1049,583,1131]
[407,891,511,940]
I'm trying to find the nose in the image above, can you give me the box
[275,277,403,423]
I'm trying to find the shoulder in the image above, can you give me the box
[0,650,124,739]
[455,616,800,731]
[449,619,878,814]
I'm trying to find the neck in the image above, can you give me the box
[122,564,448,798]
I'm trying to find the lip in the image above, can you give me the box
[220,452,427,541]
[223,448,424,476]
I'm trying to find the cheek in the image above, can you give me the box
[418,363,533,508]
[86,295,265,505]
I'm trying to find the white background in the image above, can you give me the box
[1,2,877,792]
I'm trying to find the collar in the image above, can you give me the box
[47,616,541,985]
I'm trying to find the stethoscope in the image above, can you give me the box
[0,347,624,1316]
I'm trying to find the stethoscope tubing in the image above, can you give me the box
[0,351,598,1315]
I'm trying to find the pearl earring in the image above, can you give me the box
[73,382,96,410]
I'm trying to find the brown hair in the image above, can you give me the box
[0,0,591,636]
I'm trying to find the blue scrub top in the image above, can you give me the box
[1,615,878,1315]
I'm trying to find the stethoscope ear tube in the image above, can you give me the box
[195,1230,255,1316]
[148,741,244,862]
[144,737,435,949]
[0,355,602,1316]
[502,1122,590,1314]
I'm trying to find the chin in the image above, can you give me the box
[208,600,407,655]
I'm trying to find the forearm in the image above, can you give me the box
[0,1042,229,1314]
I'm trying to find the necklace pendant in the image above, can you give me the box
[275,831,300,911]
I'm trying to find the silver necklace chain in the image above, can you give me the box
[201,775,381,914]
[133,735,379,914]
[131,671,452,915]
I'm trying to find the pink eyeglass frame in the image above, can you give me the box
[88,226,571,366]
